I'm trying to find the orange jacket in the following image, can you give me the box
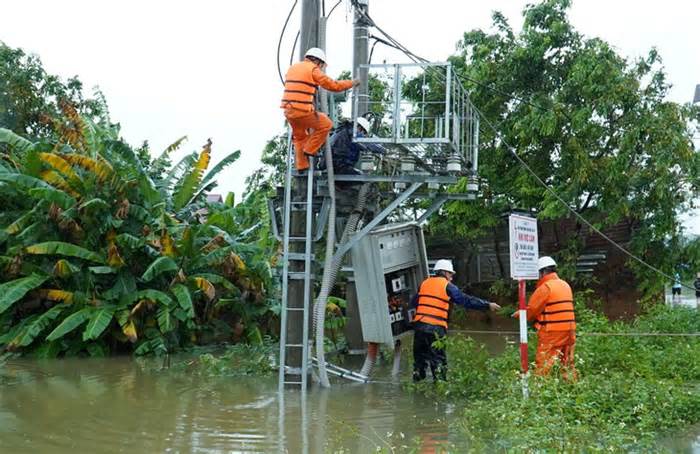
[413,277,450,329]
[280,59,354,112]
[525,273,576,332]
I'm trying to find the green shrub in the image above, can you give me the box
[411,304,700,450]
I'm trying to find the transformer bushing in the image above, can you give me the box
[400,155,415,173]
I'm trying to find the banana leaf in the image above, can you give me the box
[0,128,34,153]
[170,284,194,318]
[25,241,104,263]
[0,274,49,314]
[10,305,66,347]
[83,306,116,341]
[200,150,240,189]
[27,187,76,210]
[141,256,178,282]
[46,308,92,341]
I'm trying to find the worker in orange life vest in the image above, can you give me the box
[411,259,501,381]
[514,256,577,380]
[280,47,359,172]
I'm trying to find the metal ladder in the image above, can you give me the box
[278,132,315,391]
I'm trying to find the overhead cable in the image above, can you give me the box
[277,0,299,85]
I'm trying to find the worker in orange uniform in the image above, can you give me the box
[514,256,577,380]
[411,259,501,381]
[280,47,359,172]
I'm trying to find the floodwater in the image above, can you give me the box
[1,328,697,453]
[0,347,470,454]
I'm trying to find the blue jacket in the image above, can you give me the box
[329,123,384,170]
[410,281,490,333]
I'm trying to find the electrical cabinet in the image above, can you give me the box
[350,223,429,346]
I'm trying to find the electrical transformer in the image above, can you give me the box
[350,222,429,346]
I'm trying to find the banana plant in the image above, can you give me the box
[0,106,272,357]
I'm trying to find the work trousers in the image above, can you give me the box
[413,328,447,382]
[283,108,333,171]
[535,329,577,381]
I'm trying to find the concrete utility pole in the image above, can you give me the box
[284,0,321,387]
[352,0,370,118]
[344,0,371,353]
[299,0,321,60]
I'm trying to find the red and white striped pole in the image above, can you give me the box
[518,279,529,398]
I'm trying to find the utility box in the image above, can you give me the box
[350,223,429,346]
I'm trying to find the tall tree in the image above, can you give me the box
[430,0,700,294]
[0,42,108,138]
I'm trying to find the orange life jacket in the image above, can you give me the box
[413,276,450,329]
[535,274,576,332]
[280,60,318,112]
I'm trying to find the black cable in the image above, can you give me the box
[359,7,570,120]
[322,0,326,17]
[326,0,343,18]
[277,0,299,86]
[368,39,379,64]
[471,100,695,291]
[290,30,300,66]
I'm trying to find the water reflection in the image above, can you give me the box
[0,354,460,453]
[14,324,697,453]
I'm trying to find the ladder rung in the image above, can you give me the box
[284,381,303,385]
[285,307,306,311]
[288,236,312,241]
[289,272,315,280]
[284,344,305,347]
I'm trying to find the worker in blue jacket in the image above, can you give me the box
[410,260,500,381]
[326,117,384,175]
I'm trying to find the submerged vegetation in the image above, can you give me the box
[410,303,700,451]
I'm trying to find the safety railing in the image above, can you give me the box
[353,62,479,175]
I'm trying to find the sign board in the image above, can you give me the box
[509,214,539,280]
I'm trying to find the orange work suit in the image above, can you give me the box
[280,59,354,171]
[520,272,577,380]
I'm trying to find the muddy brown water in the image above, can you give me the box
[0,328,698,453]
[0,353,463,453]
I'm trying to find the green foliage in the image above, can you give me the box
[411,304,700,450]
[325,296,348,352]
[0,42,276,357]
[140,256,178,282]
[46,308,92,341]
[425,0,700,295]
[0,43,109,138]
[10,304,65,347]
[25,241,104,263]
[82,306,115,341]
[0,274,49,313]
[173,341,276,377]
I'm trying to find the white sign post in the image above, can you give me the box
[508,214,539,398]
[509,214,539,281]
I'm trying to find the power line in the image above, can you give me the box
[326,0,343,18]
[290,31,300,66]
[356,5,573,121]
[287,1,344,68]
[357,8,697,292]
[277,0,299,85]
[452,329,700,337]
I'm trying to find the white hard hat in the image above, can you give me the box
[434,259,456,274]
[304,47,326,63]
[537,256,557,271]
[356,117,371,134]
